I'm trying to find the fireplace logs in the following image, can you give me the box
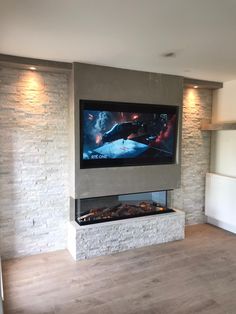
[78,201,174,225]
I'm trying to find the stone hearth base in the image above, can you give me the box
[67,209,185,260]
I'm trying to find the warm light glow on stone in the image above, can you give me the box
[17,71,48,116]
[184,88,199,114]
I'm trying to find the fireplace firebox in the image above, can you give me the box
[75,190,174,225]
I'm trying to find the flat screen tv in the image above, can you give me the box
[80,100,179,169]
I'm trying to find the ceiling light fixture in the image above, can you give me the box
[194,85,198,89]
[29,66,36,71]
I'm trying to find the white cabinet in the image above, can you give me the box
[205,173,236,233]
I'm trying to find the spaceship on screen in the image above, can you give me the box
[102,121,145,143]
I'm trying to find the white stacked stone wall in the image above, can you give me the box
[172,88,212,224]
[0,66,69,258]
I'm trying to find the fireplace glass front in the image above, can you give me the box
[76,191,175,225]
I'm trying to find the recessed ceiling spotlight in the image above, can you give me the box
[194,85,198,89]
[29,66,36,71]
[162,52,176,58]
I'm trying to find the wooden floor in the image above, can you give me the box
[2,224,236,314]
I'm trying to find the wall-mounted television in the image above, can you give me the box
[80,100,179,169]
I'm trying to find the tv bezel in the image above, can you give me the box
[80,99,179,169]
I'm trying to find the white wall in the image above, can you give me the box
[211,81,236,177]
[206,82,236,233]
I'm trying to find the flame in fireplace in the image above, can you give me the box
[78,200,173,225]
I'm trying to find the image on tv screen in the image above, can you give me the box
[80,101,178,168]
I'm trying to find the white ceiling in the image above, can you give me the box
[1,0,236,82]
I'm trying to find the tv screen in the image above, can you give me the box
[80,100,178,169]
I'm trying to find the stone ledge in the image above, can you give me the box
[67,209,185,260]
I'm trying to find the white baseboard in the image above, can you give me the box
[207,216,236,234]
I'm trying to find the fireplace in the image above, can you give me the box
[67,63,184,260]
[69,190,184,260]
[76,190,174,225]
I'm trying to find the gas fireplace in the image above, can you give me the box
[76,190,174,225]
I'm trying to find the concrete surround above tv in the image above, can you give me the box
[70,63,183,199]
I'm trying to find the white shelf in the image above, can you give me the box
[201,119,236,131]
